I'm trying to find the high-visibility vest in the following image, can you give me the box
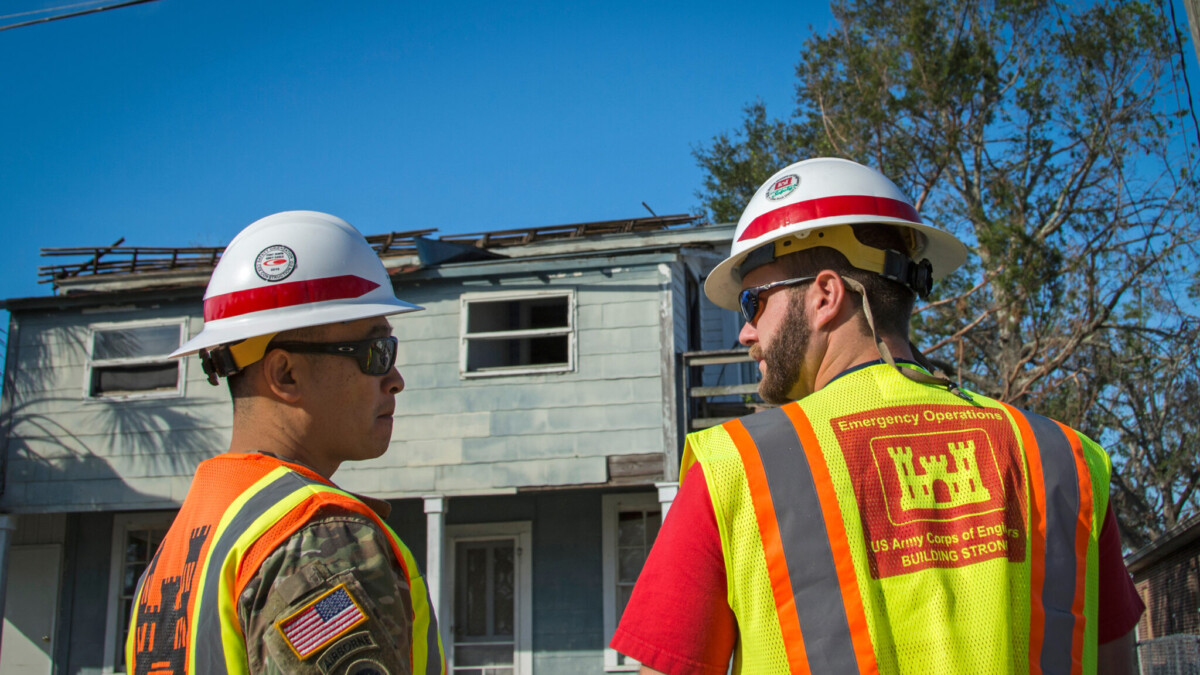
[125,452,445,675]
[681,364,1111,675]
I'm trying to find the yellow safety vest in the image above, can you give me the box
[681,364,1110,675]
[125,453,445,675]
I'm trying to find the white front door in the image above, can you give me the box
[1,544,62,675]
[446,522,531,675]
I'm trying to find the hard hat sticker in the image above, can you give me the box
[765,174,800,200]
[255,245,297,282]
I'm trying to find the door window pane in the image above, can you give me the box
[453,539,516,673]
[615,508,660,622]
[115,524,168,670]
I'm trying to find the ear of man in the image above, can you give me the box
[259,347,304,404]
[808,269,858,333]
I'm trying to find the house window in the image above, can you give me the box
[86,320,186,400]
[103,513,173,673]
[460,292,574,377]
[602,493,662,671]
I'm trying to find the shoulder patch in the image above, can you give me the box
[317,631,378,674]
[345,658,389,675]
[276,583,368,660]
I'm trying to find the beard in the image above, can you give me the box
[752,293,811,405]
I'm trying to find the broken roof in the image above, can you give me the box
[37,214,720,296]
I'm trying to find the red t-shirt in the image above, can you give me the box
[611,463,1145,675]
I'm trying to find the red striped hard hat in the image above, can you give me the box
[704,158,967,310]
[170,211,422,359]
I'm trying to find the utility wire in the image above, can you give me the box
[0,1,109,21]
[1165,0,1200,154]
[0,0,162,32]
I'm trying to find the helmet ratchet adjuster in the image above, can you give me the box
[198,346,241,386]
[881,250,934,299]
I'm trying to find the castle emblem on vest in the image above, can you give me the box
[889,440,991,511]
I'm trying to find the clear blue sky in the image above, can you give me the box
[0,0,832,307]
[2,0,1198,314]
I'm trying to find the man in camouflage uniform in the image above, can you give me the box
[237,465,419,673]
[126,212,444,675]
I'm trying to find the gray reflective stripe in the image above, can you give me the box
[1024,411,1082,675]
[423,581,443,674]
[195,470,316,673]
[742,408,861,673]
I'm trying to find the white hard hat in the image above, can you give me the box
[704,157,968,310]
[171,211,422,364]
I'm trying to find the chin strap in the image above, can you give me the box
[841,277,979,406]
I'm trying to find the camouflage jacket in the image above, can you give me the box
[238,504,414,675]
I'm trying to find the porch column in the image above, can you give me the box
[423,496,446,618]
[655,481,679,521]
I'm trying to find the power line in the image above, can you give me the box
[0,0,162,32]
[0,1,109,22]
[1164,0,1200,154]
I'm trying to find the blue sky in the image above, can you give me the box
[0,0,832,307]
[2,0,1198,323]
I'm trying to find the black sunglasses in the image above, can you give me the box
[269,335,399,376]
[738,276,816,323]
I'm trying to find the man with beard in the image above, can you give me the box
[611,158,1143,674]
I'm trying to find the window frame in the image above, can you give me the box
[84,318,188,401]
[102,510,176,674]
[601,492,663,672]
[458,290,576,378]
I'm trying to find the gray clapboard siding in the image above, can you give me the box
[491,456,607,487]
[576,326,660,356]
[8,430,221,467]
[390,411,491,441]
[333,465,437,496]
[487,401,660,436]
[7,474,191,511]
[577,300,660,329]
[459,427,658,463]
[381,438,465,467]
[397,349,661,389]
[393,377,659,415]
[9,399,228,433]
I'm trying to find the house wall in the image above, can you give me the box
[3,260,675,511]
[447,489,616,674]
[337,263,672,498]
[2,303,222,513]
[1133,544,1200,639]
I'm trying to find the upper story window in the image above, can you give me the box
[460,291,575,377]
[86,320,187,400]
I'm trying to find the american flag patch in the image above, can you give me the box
[276,584,368,659]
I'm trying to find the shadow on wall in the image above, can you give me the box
[1,325,225,509]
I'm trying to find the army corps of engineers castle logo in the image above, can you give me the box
[833,405,1028,579]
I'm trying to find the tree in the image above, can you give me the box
[695,0,1200,545]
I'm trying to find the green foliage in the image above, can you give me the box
[695,0,1200,545]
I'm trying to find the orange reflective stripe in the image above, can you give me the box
[783,405,879,675]
[1002,402,1048,675]
[1055,421,1092,675]
[726,419,811,672]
